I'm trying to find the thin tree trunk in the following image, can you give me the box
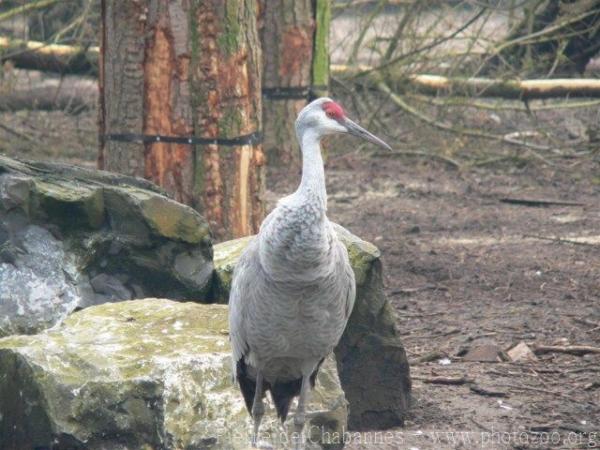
[98,0,148,178]
[311,0,331,98]
[259,0,314,170]
[258,0,330,170]
[100,0,264,240]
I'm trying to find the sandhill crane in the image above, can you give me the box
[229,97,391,448]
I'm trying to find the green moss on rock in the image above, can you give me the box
[33,179,105,229]
[0,299,347,449]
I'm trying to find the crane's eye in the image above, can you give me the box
[326,111,335,118]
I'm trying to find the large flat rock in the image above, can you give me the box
[213,224,412,430]
[0,298,347,450]
[0,155,213,336]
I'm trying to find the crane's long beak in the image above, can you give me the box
[343,118,392,151]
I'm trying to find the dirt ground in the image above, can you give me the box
[1,90,599,450]
[310,152,599,450]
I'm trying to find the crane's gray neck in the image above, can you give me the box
[296,127,326,208]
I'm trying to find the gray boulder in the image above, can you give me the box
[213,224,411,430]
[0,155,213,336]
[0,298,347,450]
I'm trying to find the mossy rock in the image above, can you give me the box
[32,179,105,229]
[0,155,213,336]
[213,225,411,430]
[0,299,347,450]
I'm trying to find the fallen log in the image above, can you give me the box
[332,64,600,99]
[534,345,600,356]
[0,78,97,112]
[0,37,99,76]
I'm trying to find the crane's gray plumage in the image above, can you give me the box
[228,97,391,446]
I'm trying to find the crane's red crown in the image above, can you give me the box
[322,101,345,120]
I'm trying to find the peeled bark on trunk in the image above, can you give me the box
[189,0,264,240]
[258,0,330,169]
[99,0,264,240]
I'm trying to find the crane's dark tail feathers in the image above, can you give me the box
[236,358,324,423]
[236,358,267,414]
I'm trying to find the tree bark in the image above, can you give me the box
[189,0,264,240]
[312,0,331,98]
[99,0,264,240]
[258,0,330,170]
[258,0,314,170]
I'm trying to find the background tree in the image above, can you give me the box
[98,0,264,240]
[259,0,330,170]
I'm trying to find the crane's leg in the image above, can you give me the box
[292,375,311,450]
[251,371,265,447]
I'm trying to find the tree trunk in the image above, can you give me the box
[99,0,264,241]
[189,0,264,240]
[312,0,331,98]
[258,0,330,170]
[487,0,600,76]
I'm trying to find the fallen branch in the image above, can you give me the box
[572,317,600,330]
[0,78,97,112]
[373,150,461,169]
[413,350,448,364]
[333,64,600,99]
[389,284,449,296]
[0,37,99,76]
[500,197,586,207]
[523,234,598,247]
[412,375,473,385]
[534,345,600,356]
[377,81,555,156]
[499,383,569,398]
[405,93,600,112]
[0,0,60,23]
[0,123,34,142]
[470,417,493,433]
[469,384,508,397]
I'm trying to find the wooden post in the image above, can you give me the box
[99,0,264,240]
